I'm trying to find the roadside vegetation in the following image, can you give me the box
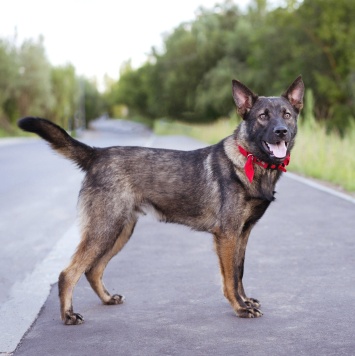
[0,37,104,136]
[107,0,355,132]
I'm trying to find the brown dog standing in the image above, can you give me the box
[18,76,304,324]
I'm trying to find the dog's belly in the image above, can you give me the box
[138,196,219,233]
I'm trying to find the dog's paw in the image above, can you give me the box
[236,307,263,318]
[105,294,125,305]
[244,297,261,308]
[64,311,84,325]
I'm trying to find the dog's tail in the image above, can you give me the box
[18,117,96,171]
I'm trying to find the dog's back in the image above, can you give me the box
[19,117,238,232]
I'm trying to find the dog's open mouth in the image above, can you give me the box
[263,141,288,158]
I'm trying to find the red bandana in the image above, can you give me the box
[238,145,290,183]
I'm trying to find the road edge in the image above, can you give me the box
[287,172,355,205]
[0,224,80,354]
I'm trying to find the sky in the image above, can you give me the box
[0,0,251,89]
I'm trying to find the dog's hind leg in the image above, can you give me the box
[85,219,137,305]
[58,234,100,325]
[58,213,136,325]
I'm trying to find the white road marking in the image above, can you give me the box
[287,172,355,205]
[0,224,80,353]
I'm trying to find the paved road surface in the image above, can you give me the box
[1,119,354,355]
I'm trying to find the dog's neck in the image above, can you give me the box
[237,145,290,183]
[223,136,285,201]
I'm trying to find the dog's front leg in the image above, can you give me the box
[214,234,262,318]
[235,228,262,311]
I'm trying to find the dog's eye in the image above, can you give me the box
[259,113,268,120]
[284,112,291,119]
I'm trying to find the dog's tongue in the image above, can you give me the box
[268,141,287,158]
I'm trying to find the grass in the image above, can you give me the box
[291,117,355,192]
[154,114,241,145]
[153,115,355,193]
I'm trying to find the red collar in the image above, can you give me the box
[238,145,290,183]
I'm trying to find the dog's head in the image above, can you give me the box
[232,76,304,164]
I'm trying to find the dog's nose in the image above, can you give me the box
[273,125,288,137]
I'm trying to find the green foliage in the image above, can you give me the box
[49,64,78,129]
[107,0,355,130]
[0,39,20,133]
[154,113,241,144]
[107,1,242,123]
[16,38,54,119]
[82,77,106,124]
[107,61,154,118]
[0,36,104,135]
[0,37,56,129]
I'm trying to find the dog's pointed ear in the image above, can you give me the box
[282,75,304,112]
[232,80,258,118]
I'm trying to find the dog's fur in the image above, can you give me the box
[18,76,304,324]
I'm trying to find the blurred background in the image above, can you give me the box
[0,0,354,192]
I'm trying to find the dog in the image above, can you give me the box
[18,76,304,325]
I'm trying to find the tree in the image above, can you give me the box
[15,37,54,120]
[106,61,152,118]
[49,64,78,128]
[82,77,105,123]
[0,39,18,132]
[0,35,105,134]
[297,0,355,123]
[107,0,355,128]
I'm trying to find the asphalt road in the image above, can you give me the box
[1,119,354,355]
